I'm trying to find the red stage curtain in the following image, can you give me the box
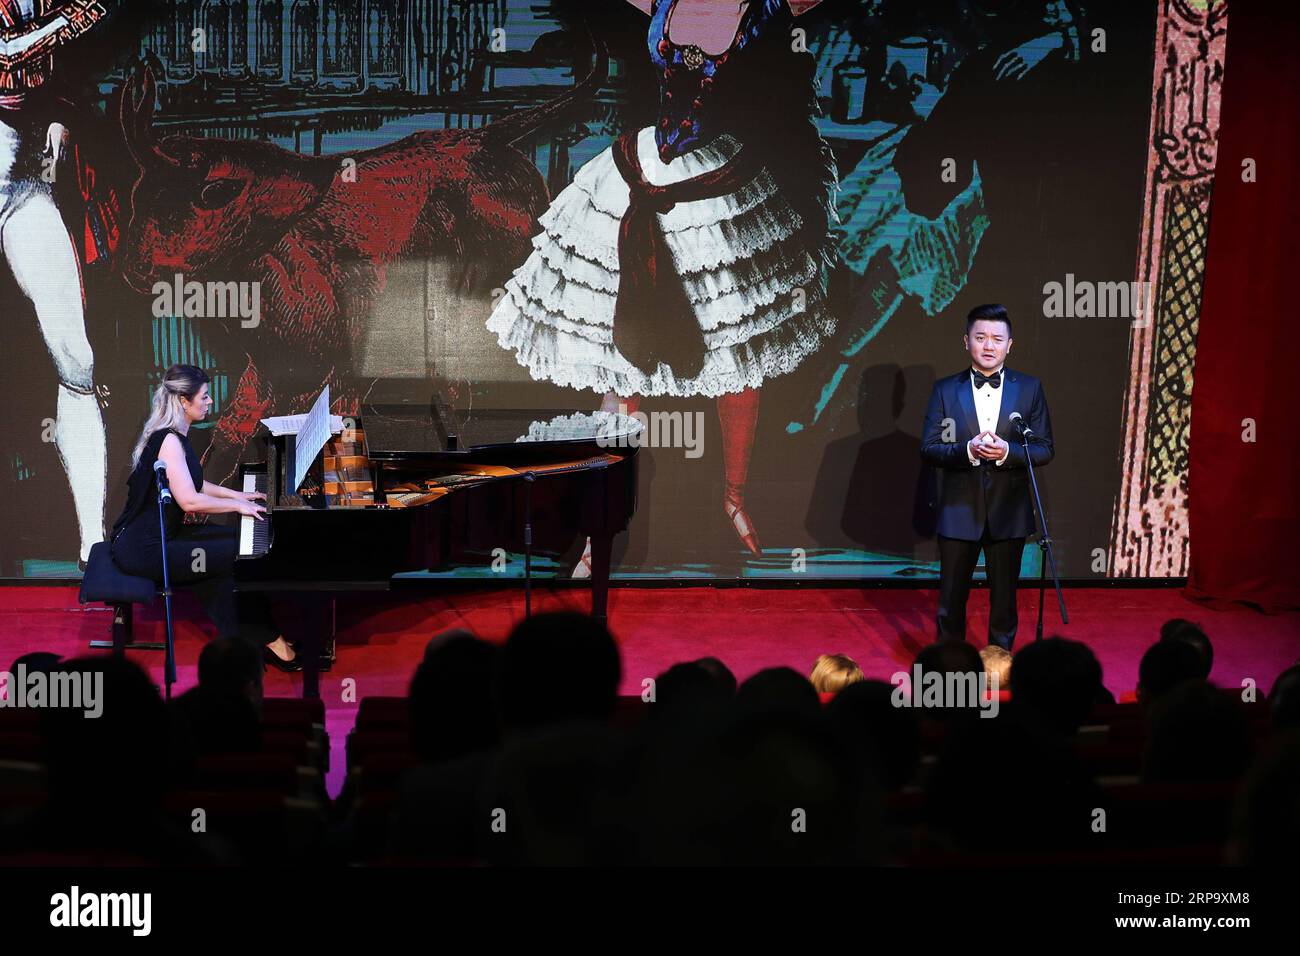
[1187,4,1300,610]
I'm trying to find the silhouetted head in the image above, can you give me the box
[638,703,879,865]
[1010,637,1103,736]
[652,661,732,723]
[410,630,499,762]
[1159,618,1213,679]
[170,684,262,757]
[718,708,878,864]
[197,637,263,712]
[693,656,738,696]
[495,612,621,734]
[735,667,821,719]
[1269,664,1300,733]
[9,651,61,677]
[41,656,172,814]
[826,679,921,791]
[484,722,627,866]
[423,628,478,663]
[1138,639,1204,709]
[915,640,984,679]
[924,714,1097,854]
[1143,680,1253,784]
[913,641,985,721]
[1231,731,1300,865]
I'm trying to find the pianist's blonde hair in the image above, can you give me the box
[131,364,211,467]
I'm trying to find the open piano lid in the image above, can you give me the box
[360,399,645,462]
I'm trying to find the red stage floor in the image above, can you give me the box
[3,584,1298,797]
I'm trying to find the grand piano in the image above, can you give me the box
[234,399,642,697]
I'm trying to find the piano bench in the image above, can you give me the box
[77,542,166,654]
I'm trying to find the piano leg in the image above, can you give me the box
[270,593,333,699]
[302,629,321,700]
[589,532,613,622]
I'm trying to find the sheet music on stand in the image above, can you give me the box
[259,412,345,438]
[271,386,332,494]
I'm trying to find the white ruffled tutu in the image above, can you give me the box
[486,126,838,397]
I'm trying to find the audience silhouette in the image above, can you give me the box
[0,614,1290,866]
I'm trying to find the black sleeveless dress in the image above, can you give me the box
[111,429,202,554]
[111,428,275,645]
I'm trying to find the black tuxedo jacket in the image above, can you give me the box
[920,367,1054,541]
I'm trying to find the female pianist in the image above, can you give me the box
[109,364,300,671]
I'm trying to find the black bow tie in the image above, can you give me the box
[972,370,1002,389]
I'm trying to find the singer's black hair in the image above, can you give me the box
[966,303,1012,336]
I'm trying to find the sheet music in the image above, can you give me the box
[292,387,332,493]
[259,413,345,437]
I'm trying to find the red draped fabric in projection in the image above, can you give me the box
[1187,4,1300,610]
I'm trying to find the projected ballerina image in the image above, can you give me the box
[487,0,839,567]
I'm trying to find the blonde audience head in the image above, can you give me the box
[810,653,865,694]
[980,645,1013,692]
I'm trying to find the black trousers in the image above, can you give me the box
[111,522,276,646]
[936,528,1027,651]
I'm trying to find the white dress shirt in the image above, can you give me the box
[967,365,1010,466]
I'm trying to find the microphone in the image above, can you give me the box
[153,459,173,505]
[1009,412,1035,438]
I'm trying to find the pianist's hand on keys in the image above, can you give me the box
[239,471,272,558]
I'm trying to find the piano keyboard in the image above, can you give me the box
[238,471,271,558]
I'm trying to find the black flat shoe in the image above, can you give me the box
[263,645,303,673]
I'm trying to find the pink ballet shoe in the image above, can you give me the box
[723,494,762,556]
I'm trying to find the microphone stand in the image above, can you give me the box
[1015,420,1067,639]
[155,477,178,700]
[523,472,535,619]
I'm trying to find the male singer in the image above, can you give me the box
[920,304,1054,650]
